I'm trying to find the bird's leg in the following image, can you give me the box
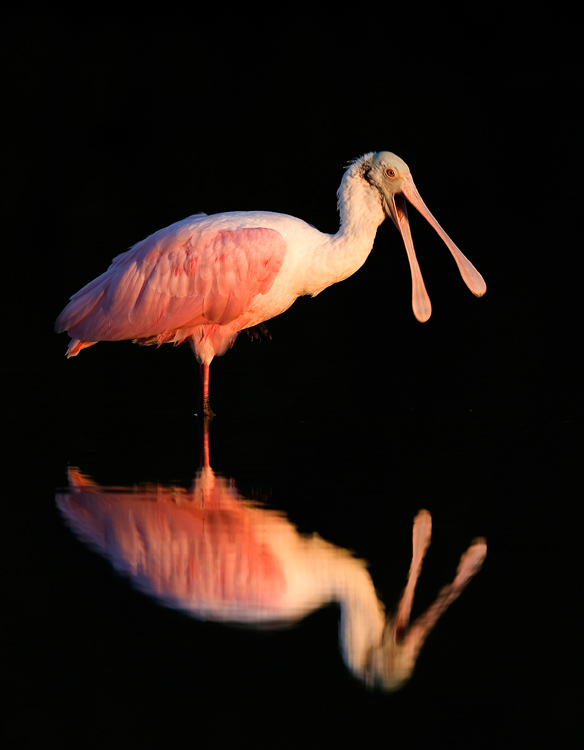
[197,413,212,468]
[197,363,215,418]
[245,323,272,341]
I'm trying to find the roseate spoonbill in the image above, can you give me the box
[57,465,486,691]
[55,152,486,415]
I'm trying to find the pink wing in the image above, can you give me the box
[55,215,287,344]
[56,470,287,608]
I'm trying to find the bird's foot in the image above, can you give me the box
[195,399,215,419]
[245,323,272,341]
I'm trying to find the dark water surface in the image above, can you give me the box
[8,361,580,747]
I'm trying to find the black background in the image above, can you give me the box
[3,6,580,749]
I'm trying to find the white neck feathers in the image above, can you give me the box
[303,155,386,295]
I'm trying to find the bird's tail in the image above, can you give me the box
[66,339,97,357]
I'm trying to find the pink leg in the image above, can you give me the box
[197,363,215,418]
[197,412,212,468]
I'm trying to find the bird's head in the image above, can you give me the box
[364,151,486,322]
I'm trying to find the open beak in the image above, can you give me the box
[383,176,486,323]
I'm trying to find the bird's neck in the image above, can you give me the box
[336,557,386,680]
[305,158,386,295]
[300,534,386,678]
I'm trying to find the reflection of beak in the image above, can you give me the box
[382,177,486,323]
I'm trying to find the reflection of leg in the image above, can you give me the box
[395,509,432,641]
[197,414,212,469]
[197,363,215,418]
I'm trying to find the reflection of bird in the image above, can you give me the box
[57,465,486,691]
[55,152,486,415]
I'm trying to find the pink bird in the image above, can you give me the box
[55,152,486,415]
[57,466,486,691]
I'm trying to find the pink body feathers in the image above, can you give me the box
[58,469,287,609]
[56,213,287,363]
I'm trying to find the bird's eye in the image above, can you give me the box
[386,168,397,178]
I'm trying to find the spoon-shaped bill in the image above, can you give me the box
[394,508,432,639]
[393,195,433,322]
[378,533,487,691]
[401,176,487,298]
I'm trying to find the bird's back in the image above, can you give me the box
[55,212,301,354]
[56,473,288,611]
